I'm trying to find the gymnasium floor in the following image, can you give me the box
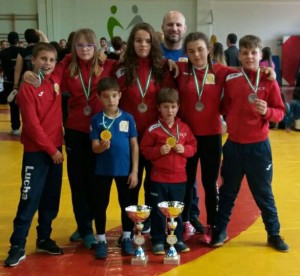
[0,103,299,276]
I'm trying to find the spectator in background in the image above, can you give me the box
[106,36,123,60]
[1,40,9,50]
[224,33,241,67]
[59,38,67,49]
[260,47,275,69]
[99,37,113,54]
[211,42,227,65]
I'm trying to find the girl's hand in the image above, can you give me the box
[168,59,179,78]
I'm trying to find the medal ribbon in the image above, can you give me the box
[242,68,261,94]
[38,69,45,85]
[136,68,152,101]
[158,120,179,142]
[192,65,209,101]
[102,109,119,130]
[78,69,92,102]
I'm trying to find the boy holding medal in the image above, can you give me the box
[211,35,289,252]
[90,77,139,259]
[140,87,197,255]
[4,42,64,267]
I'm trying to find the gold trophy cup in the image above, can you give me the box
[158,201,184,265]
[125,205,152,265]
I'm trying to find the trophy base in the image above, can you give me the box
[131,255,148,265]
[164,255,180,265]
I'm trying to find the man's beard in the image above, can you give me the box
[165,35,181,45]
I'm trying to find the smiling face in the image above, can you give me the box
[133,30,151,58]
[186,39,209,68]
[32,50,57,75]
[239,47,262,71]
[162,11,187,48]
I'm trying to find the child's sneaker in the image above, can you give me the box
[83,234,98,249]
[69,230,82,242]
[121,238,135,256]
[152,243,165,255]
[174,241,190,253]
[183,221,195,235]
[36,239,63,254]
[210,229,228,247]
[95,241,108,259]
[267,235,289,252]
[200,225,213,245]
[141,219,151,234]
[4,246,26,267]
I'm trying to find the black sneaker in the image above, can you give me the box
[190,216,204,234]
[36,239,63,255]
[210,229,228,247]
[95,241,108,259]
[4,246,26,267]
[268,235,289,252]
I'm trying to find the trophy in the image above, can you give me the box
[158,201,184,265]
[125,205,152,265]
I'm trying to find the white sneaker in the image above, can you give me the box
[7,89,19,103]
[11,129,20,136]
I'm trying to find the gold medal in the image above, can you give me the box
[100,129,112,141]
[166,136,177,147]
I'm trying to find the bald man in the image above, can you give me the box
[160,10,187,61]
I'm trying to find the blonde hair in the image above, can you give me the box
[69,28,101,77]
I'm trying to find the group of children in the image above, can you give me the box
[4,28,289,267]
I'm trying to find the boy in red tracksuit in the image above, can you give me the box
[4,42,64,267]
[211,35,289,252]
[140,87,197,255]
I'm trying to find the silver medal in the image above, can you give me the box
[195,102,205,112]
[248,93,257,103]
[83,105,92,116]
[137,102,148,113]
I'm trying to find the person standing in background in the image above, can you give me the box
[224,33,241,67]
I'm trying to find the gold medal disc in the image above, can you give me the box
[100,129,112,141]
[166,137,177,147]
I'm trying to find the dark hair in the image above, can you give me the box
[212,42,226,65]
[97,77,120,95]
[7,32,19,45]
[100,37,107,42]
[156,87,180,105]
[32,42,57,58]
[110,36,123,51]
[123,22,164,86]
[227,33,238,44]
[261,47,273,67]
[239,35,262,50]
[183,32,216,81]
[24,29,40,44]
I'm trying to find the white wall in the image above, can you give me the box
[1,0,300,61]
[211,1,300,58]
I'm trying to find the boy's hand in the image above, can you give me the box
[51,150,64,164]
[160,144,171,155]
[261,67,276,81]
[253,99,267,115]
[99,139,111,151]
[127,171,138,189]
[173,144,185,154]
